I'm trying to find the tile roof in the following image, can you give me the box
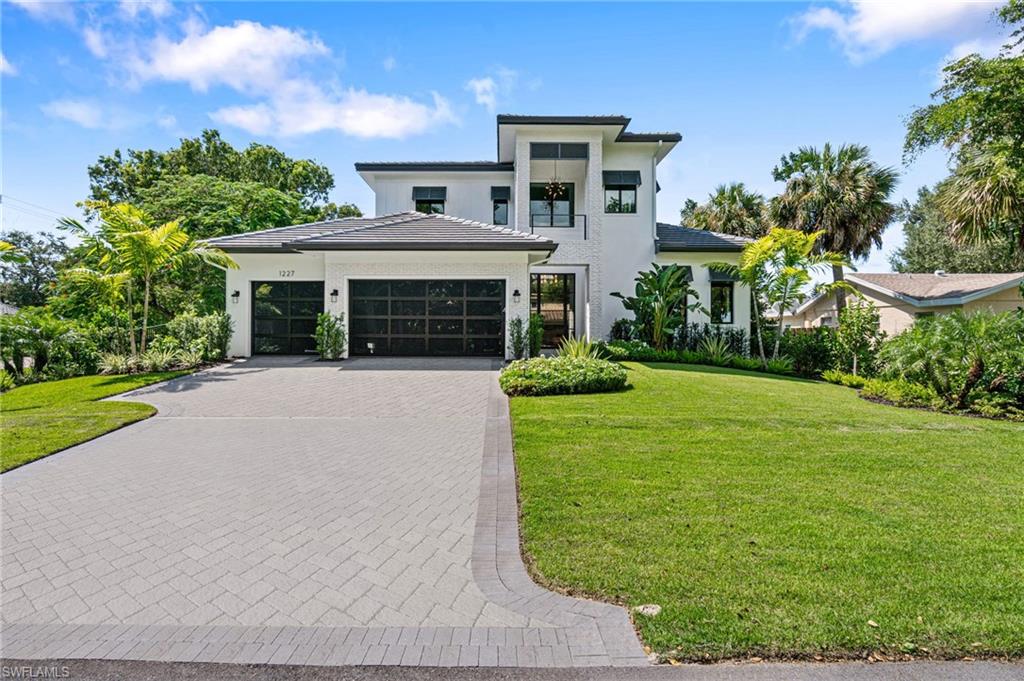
[655,223,752,252]
[849,272,1024,302]
[205,212,556,252]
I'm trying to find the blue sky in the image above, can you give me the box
[1,1,1010,271]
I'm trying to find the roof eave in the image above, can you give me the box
[286,242,557,252]
[656,243,745,253]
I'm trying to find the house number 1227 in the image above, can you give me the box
[279,270,295,277]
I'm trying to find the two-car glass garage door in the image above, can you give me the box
[349,279,505,357]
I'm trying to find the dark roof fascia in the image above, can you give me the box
[355,162,514,172]
[617,131,682,143]
[496,115,630,126]
[215,246,301,253]
[279,242,557,252]
[656,242,745,253]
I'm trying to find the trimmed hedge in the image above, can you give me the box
[599,340,795,376]
[499,357,628,397]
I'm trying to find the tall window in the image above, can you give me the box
[710,282,733,324]
[603,171,640,213]
[491,186,510,225]
[412,186,446,214]
[529,183,575,227]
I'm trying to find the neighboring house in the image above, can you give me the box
[0,301,18,316]
[207,114,752,359]
[780,272,1024,335]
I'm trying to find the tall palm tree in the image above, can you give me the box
[936,145,1024,251]
[61,203,237,353]
[684,182,769,238]
[771,143,898,312]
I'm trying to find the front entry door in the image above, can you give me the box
[530,273,575,348]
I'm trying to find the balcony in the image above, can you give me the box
[529,213,588,240]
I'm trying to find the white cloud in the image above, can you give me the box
[41,99,105,128]
[0,54,16,76]
[465,76,497,112]
[793,0,999,62]
[466,66,519,112]
[7,0,76,24]
[211,84,457,139]
[156,113,177,130]
[382,56,397,72]
[129,20,329,93]
[82,27,108,58]
[118,0,173,20]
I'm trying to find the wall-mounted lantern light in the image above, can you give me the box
[230,290,240,304]
[330,288,339,303]
[512,289,521,304]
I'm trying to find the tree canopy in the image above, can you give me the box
[680,182,769,238]
[0,230,69,308]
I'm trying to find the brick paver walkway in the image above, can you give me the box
[1,357,646,667]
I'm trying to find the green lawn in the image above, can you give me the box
[510,362,1024,661]
[1,372,187,473]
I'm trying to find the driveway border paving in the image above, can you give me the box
[0,360,647,668]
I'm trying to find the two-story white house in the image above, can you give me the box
[208,115,751,359]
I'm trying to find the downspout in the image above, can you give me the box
[652,140,661,243]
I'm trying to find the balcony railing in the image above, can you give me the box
[529,214,588,240]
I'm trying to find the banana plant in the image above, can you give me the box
[611,263,703,350]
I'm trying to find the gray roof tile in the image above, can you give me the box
[655,223,751,252]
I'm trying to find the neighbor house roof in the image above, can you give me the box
[655,223,751,252]
[0,301,18,315]
[848,272,1024,304]
[204,212,557,253]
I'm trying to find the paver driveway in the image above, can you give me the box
[1,357,645,667]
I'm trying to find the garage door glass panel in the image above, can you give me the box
[349,279,504,356]
[251,281,323,355]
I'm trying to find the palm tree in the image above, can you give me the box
[936,145,1024,251]
[684,182,769,238]
[709,228,854,362]
[771,143,898,312]
[61,203,237,353]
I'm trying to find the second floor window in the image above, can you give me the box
[412,186,446,214]
[603,171,640,214]
[529,183,575,227]
[491,186,510,225]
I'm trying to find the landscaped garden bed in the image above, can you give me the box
[510,361,1024,662]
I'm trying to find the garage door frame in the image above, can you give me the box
[347,277,507,357]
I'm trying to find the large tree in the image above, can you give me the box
[681,182,769,238]
[904,0,1024,250]
[890,186,1024,273]
[0,230,69,308]
[87,129,344,218]
[771,143,898,311]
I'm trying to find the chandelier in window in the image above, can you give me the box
[545,159,566,202]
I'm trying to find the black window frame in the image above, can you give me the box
[710,281,734,325]
[604,184,638,214]
[415,200,445,214]
[529,182,575,227]
[251,280,324,355]
[492,199,509,225]
[530,142,589,160]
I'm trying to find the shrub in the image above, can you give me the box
[314,312,347,360]
[677,323,748,356]
[201,312,233,361]
[861,377,938,409]
[499,357,628,397]
[508,317,528,360]
[558,336,601,359]
[834,303,885,376]
[176,348,205,369]
[610,318,634,341]
[764,356,795,375]
[140,347,179,373]
[0,370,14,392]
[776,327,835,378]
[0,308,97,380]
[99,353,140,375]
[698,335,734,366]
[166,310,233,361]
[730,356,764,372]
[527,313,544,357]
[594,340,629,360]
[822,369,868,389]
[878,310,1024,409]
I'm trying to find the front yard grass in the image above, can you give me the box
[1,372,187,473]
[510,362,1024,661]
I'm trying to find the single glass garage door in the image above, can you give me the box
[349,279,505,356]
[251,281,324,354]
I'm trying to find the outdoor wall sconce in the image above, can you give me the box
[512,289,521,304]
[330,288,339,303]
[230,290,240,304]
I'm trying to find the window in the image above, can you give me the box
[491,186,510,225]
[710,282,733,324]
[529,183,575,227]
[530,142,588,160]
[605,185,637,213]
[603,171,641,214]
[412,186,446,214]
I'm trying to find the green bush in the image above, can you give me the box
[508,317,528,359]
[774,327,835,378]
[610,318,634,341]
[165,310,233,361]
[98,353,140,375]
[764,356,795,375]
[698,335,734,366]
[140,347,180,373]
[0,308,98,380]
[822,369,868,389]
[528,313,544,357]
[677,323,747,356]
[861,377,939,409]
[499,357,629,397]
[314,312,347,360]
[0,370,14,393]
[834,303,885,376]
[558,336,601,359]
[729,356,764,372]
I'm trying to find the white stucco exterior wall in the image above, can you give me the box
[655,251,751,334]
[369,172,515,225]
